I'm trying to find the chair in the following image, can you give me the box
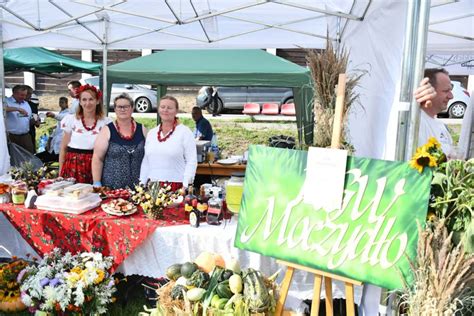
[261,103,279,115]
[280,103,296,116]
[242,103,261,115]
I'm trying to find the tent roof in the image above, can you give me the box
[107,49,312,87]
[0,0,356,50]
[3,47,101,74]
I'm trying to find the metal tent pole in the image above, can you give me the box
[395,0,431,161]
[102,17,109,114]
[0,7,10,175]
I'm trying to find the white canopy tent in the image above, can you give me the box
[0,0,473,168]
[0,1,473,313]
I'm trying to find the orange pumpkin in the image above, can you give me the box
[194,252,226,273]
[213,253,225,269]
[0,297,26,312]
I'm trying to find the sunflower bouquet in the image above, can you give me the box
[19,248,117,315]
[409,137,446,173]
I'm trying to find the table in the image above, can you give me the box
[1,208,376,313]
[0,203,187,270]
[196,162,246,177]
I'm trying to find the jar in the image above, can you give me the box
[207,151,215,163]
[11,182,27,205]
[0,183,10,203]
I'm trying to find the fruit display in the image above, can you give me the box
[142,252,278,315]
[130,182,183,220]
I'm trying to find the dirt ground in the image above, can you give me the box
[37,89,199,113]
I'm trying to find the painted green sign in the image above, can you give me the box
[235,145,432,290]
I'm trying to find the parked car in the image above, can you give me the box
[196,86,294,114]
[82,76,158,113]
[439,81,470,118]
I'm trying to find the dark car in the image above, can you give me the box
[82,76,158,113]
[196,86,294,114]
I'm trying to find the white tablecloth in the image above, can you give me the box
[1,213,371,312]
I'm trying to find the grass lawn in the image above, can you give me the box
[36,116,461,158]
[36,117,298,158]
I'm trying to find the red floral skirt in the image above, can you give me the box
[60,148,93,184]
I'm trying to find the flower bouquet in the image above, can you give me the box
[409,137,446,173]
[410,137,473,252]
[0,256,30,313]
[19,248,117,315]
[131,182,183,220]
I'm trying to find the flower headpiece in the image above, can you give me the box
[78,84,103,100]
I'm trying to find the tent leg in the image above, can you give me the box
[394,0,431,161]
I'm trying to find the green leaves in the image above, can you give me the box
[429,159,473,248]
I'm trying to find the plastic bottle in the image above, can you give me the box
[210,134,219,160]
[38,134,49,152]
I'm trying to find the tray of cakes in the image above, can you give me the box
[35,183,101,214]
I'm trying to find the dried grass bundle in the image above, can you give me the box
[399,220,474,315]
[155,281,189,315]
[306,36,365,150]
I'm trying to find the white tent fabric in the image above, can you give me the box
[1,0,473,163]
[1,0,351,49]
[0,0,473,313]
[425,0,474,76]
[428,0,474,54]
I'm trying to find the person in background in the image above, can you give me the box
[36,97,69,163]
[191,106,214,141]
[67,80,82,114]
[5,85,34,153]
[140,95,197,190]
[59,84,112,183]
[92,93,147,189]
[414,68,453,154]
[24,85,41,152]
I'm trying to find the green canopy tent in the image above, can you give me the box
[4,47,101,75]
[107,49,314,145]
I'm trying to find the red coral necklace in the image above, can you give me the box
[115,118,136,141]
[81,116,97,131]
[157,118,177,142]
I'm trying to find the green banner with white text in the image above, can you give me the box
[235,146,432,290]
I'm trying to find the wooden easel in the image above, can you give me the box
[275,74,363,316]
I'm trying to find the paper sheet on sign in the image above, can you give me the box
[303,147,348,211]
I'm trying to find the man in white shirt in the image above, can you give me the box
[67,80,81,114]
[415,68,454,154]
[5,85,34,153]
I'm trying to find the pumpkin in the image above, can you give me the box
[194,252,226,273]
[0,297,27,312]
[213,253,225,269]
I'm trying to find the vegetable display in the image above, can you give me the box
[141,252,278,315]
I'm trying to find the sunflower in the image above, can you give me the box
[410,147,437,173]
[426,137,441,150]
